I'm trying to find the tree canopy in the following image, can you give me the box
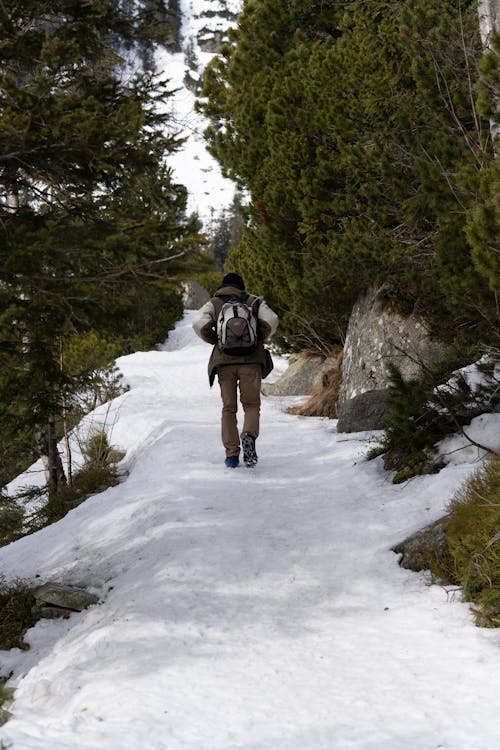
[201,0,499,350]
[0,0,200,487]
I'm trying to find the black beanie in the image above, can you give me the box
[222,272,245,290]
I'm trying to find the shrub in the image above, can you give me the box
[0,495,24,548]
[444,454,500,627]
[38,429,123,523]
[17,429,124,534]
[62,331,126,419]
[0,578,37,651]
[0,681,14,707]
[378,350,499,482]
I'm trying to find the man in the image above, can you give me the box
[192,272,279,468]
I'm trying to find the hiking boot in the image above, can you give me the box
[225,455,239,468]
[242,433,258,467]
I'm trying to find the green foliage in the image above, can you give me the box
[443,455,500,627]
[0,0,202,488]
[54,464,120,515]
[62,331,126,417]
[0,494,24,548]
[465,35,500,297]
[108,281,185,352]
[80,429,115,468]
[381,350,499,481]
[0,578,37,651]
[0,428,38,497]
[201,0,498,348]
[206,196,245,272]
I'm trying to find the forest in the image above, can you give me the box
[202,0,499,352]
[1,1,499,498]
[0,0,202,491]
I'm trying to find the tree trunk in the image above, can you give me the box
[35,417,67,496]
[60,341,73,485]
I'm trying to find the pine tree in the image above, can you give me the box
[201,0,498,348]
[0,0,200,492]
[466,33,500,298]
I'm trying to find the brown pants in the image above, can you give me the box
[217,364,262,457]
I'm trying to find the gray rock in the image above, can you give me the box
[35,606,73,620]
[392,515,451,572]
[336,389,388,433]
[0,707,12,726]
[197,29,227,53]
[262,354,330,396]
[337,286,443,432]
[33,583,99,613]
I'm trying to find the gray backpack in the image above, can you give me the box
[215,295,259,354]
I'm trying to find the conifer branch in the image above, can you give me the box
[12,251,188,286]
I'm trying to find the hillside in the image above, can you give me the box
[1,313,499,750]
[158,0,242,220]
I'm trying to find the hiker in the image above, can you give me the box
[192,272,279,468]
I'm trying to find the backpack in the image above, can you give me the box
[215,295,259,354]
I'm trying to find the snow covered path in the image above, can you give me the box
[1,312,500,750]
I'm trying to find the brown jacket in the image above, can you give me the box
[192,285,279,385]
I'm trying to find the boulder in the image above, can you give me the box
[262,353,333,397]
[337,286,443,432]
[336,389,388,433]
[0,707,12,727]
[33,583,99,618]
[392,515,451,572]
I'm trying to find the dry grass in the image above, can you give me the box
[443,453,500,626]
[0,495,24,548]
[288,346,343,418]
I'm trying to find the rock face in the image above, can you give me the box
[337,286,443,432]
[181,2,242,92]
[33,583,99,619]
[262,354,334,397]
[392,516,451,572]
[182,281,210,310]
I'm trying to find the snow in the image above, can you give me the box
[1,311,500,749]
[436,356,500,401]
[434,356,500,465]
[157,1,243,222]
[437,412,500,466]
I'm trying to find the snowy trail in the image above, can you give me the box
[1,312,500,750]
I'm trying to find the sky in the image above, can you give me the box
[1,311,500,750]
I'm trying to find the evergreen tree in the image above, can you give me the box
[466,34,500,298]
[0,0,200,491]
[201,0,498,349]
[206,195,244,271]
